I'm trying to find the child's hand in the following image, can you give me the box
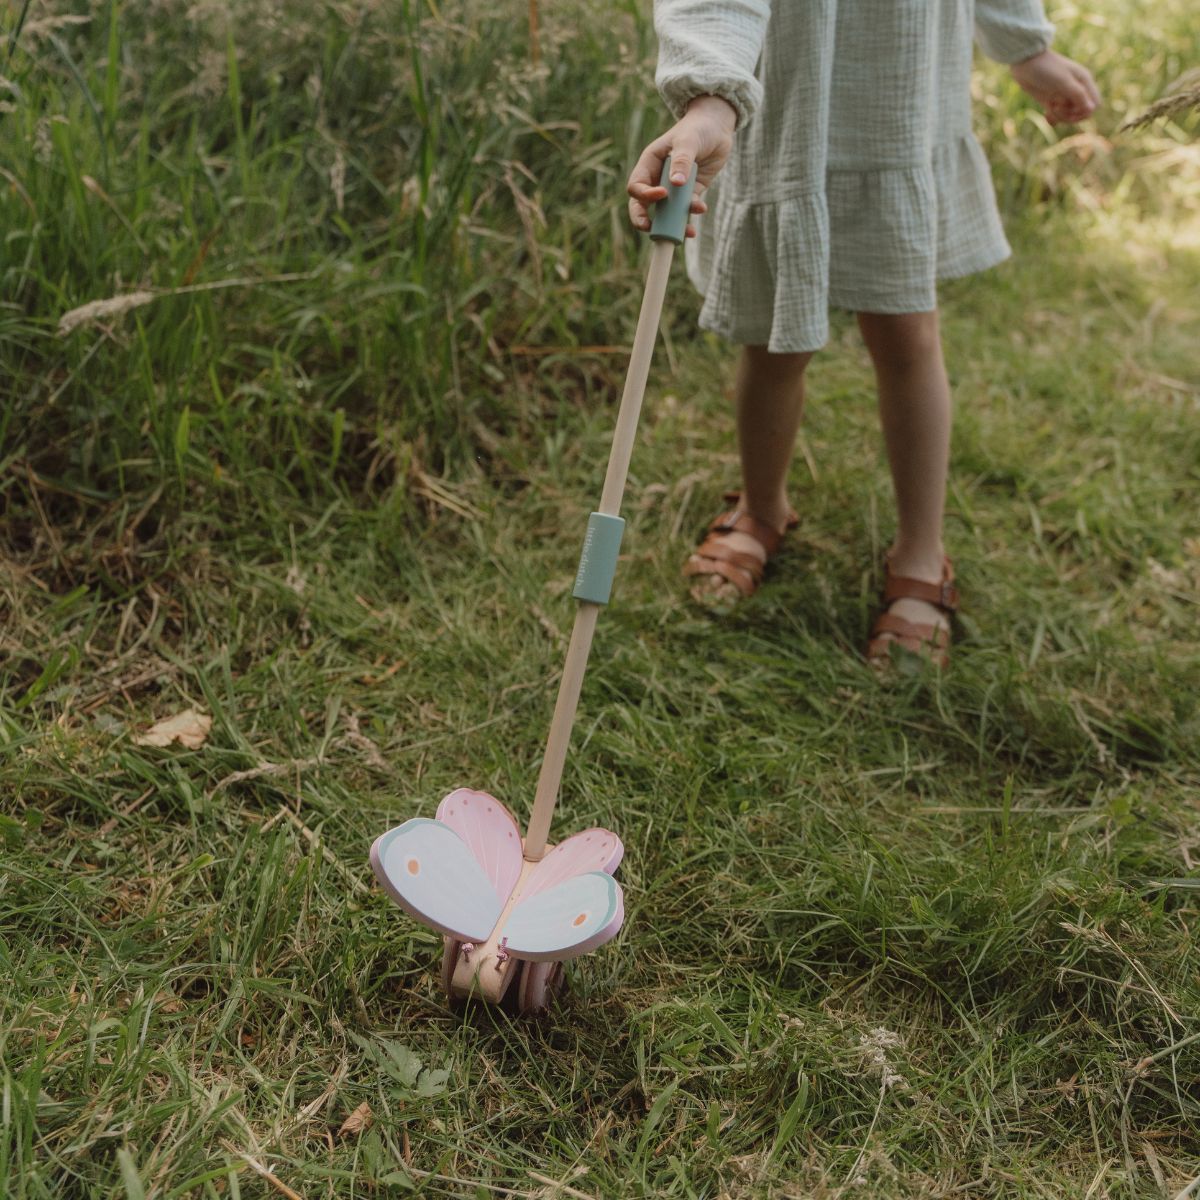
[627,95,738,237]
[1009,50,1100,126]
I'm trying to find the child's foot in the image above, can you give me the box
[866,552,958,669]
[683,491,798,606]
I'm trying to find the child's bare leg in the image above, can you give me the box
[856,310,951,635]
[736,345,812,523]
[688,344,812,602]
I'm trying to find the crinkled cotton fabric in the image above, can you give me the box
[655,0,1055,352]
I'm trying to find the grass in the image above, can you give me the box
[2,0,1199,1196]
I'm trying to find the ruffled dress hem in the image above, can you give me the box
[685,133,1011,354]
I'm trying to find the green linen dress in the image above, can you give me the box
[654,0,1056,351]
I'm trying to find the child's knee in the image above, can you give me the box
[743,343,815,378]
[856,311,941,370]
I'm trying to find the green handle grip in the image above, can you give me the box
[573,512,625,605]
[649,158,698,245]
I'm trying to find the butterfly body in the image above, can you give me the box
[370,788,624,1005]
[448,855,560,1004]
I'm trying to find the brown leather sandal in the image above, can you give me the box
[867,555,959,669]
[683,491,799,600]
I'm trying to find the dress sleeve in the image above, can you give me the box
[654,0,771,130]
[974,0,1055,64]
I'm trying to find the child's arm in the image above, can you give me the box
[654,0,769,132]
[627,0,770,235]
[975,0,1100,126]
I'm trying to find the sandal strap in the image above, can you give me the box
[683,554,757,597]
[883,557,958,613]
[870,611,950,648]
[690,536,766,577]
[867,614,951,668]
[708,510,786,557]
[683,490,798,601]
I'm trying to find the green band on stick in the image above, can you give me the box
[572,512,625,605]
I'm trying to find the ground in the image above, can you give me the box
[2,1,1199,1197]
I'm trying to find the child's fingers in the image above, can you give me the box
[628,185,673,230]
[666,134,701,187]
[628,193,706,233]
[627,120,721,232]
[1046,79,1093,126]
[627,181,668,203]
[1075,65,1101,111]
[626,153,667,230]
[628,143,670,197]
[1066,82,1092,117]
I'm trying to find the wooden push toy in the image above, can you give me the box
[370,163,697,1014]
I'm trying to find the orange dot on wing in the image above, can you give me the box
[407,858,420,875]
[573,912,588,927]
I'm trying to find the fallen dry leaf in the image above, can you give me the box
[134,709,212,749]
[338,1101,373,1138]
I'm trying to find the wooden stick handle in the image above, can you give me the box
[597,239,675,516]
[523,239,676,860]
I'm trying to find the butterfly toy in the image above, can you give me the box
[371,788,623,1011]
[369,163,697,1014]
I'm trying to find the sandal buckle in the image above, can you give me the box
[940,581,958,611]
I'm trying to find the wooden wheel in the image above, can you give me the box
[516,959,565,1016]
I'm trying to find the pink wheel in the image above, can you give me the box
[516,959,565,1016]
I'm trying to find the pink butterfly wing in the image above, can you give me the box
[435,788,523,905]
[521,827,623,901]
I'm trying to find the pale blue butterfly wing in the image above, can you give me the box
[370,818,505,942]
[501,871,624,962]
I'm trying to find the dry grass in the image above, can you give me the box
[1120,71,1200,132]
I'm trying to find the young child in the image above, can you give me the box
[627,0,1099,667]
